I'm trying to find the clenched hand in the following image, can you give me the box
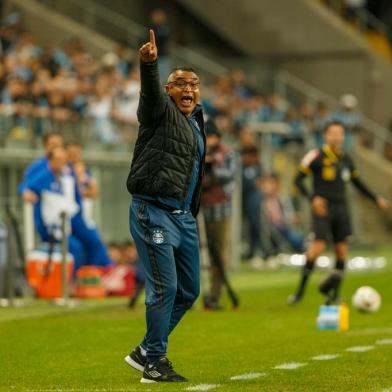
[139,29,157,63]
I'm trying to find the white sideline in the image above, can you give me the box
[230,372,266,380]
[376,339,392,345]
[346,345,375,352]
[186,384,221,391]
[311,354,340,361]
[274,362,307,370]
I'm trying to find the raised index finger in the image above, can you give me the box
[149,29,156,47]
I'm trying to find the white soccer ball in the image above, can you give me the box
[352,286,381,313]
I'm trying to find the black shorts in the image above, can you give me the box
[312,201,352,243]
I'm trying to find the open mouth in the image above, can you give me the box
[180,95,194,106]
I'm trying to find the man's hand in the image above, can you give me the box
[376,196,390,211]
[139,29,157,63]
[23,190,38,204]
[312,195,328,217]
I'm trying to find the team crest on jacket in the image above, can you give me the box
[152,229,164,244]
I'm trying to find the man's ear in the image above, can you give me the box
[165,84,170,94]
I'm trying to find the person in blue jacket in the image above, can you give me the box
[21,144,112,271]
[22,146,84,268]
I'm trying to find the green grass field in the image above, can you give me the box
[1,247,392,392]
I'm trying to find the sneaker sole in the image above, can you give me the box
[124,355,145,372]
[140,377,157,383]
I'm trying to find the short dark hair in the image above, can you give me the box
[167,67,199,83]
[42,131,63,146]
[169,66,197,75]
[323,121,345,134]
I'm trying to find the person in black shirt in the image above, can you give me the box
[150,9,171,84]
[288,121,389,305]
[241,146,266,268]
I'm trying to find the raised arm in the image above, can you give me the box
[139,29,158,63]
[137,29,167,126]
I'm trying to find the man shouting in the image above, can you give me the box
[124,30,206,383]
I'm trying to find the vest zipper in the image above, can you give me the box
[181,117,197,210]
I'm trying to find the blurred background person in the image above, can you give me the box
[261,173,305,256]
[149,9,171,84]
[19,131,64,192]
[201,120,237,310]
[241,145,268,269]
[289,122,389,305]
[330,94,362,151]
[66,141,98,229]
[21,146,83,268]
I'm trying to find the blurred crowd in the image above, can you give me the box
[0,10,366,154]
[201,70,362,152]
[0,12,140,146]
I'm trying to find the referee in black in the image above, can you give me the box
[124,30,205,383]
[288,121,389,305]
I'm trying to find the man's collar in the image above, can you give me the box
[322,144,342,162]
[189,103,203,118]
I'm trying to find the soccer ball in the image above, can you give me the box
[352,286,381,313]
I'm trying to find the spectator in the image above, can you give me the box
[241,145,267,269]
[19,131,64,189]
[230,68,253,99]
[284,107,307,146]
[1,74,32,141]
[66,141,98,228]
[122,241,145,308]
[30,68,51,138]
[235,95,267,128]
[107,242,124,265]
[313,102,331,148]
[150,9,171,84]
[261,173,305,254]
[87,71,118,143]
[263,94,286,123]
[19,134,113,272]
[114,43,135,77]
[201,120,237,310]
[264,94,286,148]
[22,146,84,268]
[112,66,140,143]
[330,94,362,150]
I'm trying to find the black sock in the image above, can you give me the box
[332,259,345,299]
[296,259,315,296]
[335,259,345,271]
